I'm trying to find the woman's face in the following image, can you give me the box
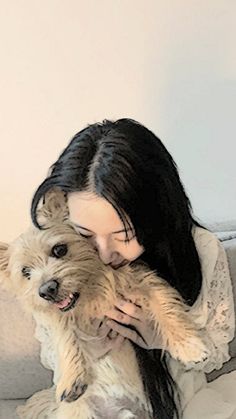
[67,191,144,268]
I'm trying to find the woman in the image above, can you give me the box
[31,118,235,418]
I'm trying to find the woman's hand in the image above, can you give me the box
[77,318,125,360]
[105,297,164,350]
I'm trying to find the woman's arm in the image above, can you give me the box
[185,237,235,373]
[105,231,235,373]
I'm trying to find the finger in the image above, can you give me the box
[112,334,125,350]
[106,320,140,343]
[97,322,111,338]
[106,333,125,351]
[127,294,142,307]
[115,299,143,320]
[105,308,140,327]
[107,320,149,349]
[90,317,103,330]
[108,329,118,339]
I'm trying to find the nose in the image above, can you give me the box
[93,237,113,265]
[39,279,59,301]
[97,248,113,265]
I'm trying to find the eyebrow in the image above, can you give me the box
[72,223,132,235]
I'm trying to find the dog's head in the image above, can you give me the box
[0,222,118,319]
[0,189,120,325]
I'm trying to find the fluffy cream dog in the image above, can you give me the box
[0,191,209,418]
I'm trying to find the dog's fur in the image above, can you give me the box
[0,191,209,418]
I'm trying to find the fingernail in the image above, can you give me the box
[60,390,66,401]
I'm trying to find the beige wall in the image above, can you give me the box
[0,1,235,241]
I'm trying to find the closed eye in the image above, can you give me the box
[115,235,136,243]
[79,232,93,239]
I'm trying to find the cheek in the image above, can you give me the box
[12,269,41,297]
[117,240,144,261]
[11,276,31,296]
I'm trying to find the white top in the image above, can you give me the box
[35,226,236,418]
[168,227,236,418]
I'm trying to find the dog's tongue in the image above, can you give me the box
[54,297,71,309]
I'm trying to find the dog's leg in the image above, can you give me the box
[134,272,210,365]
[56,329,92,404]
[16,386,58,419]
[57,396,96,419]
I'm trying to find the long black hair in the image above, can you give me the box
[31,118,203,418]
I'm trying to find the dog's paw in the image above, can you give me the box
[170,335,210,365]
[60,378,88,403]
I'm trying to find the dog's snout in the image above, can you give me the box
[39,279,59,301]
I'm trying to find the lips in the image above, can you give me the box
[111,260,128,269]
[54,292,80,312]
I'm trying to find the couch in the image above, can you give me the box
[0,224,236,419]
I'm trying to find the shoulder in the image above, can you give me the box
[193,226,220,260]
[193,226,223,278]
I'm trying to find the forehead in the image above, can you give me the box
[67,192,127,234]
[10,224,76,259]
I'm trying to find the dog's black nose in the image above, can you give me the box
[39,279,59,301]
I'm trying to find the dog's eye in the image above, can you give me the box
[51,244,68,258]
[21,266,31,279]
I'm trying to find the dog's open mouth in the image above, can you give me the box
[54,292,80,312]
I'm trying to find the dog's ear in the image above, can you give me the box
[0,242,10,273]
[0,242,13,292]
[36,187,69,227]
